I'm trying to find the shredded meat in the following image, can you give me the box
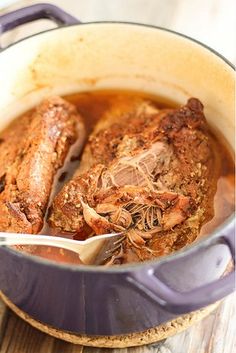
[49,98,218,264]
[0,97,85,233]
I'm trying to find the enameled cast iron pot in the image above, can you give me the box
[0,3,235,336]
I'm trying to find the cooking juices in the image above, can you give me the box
[0,91,234,264]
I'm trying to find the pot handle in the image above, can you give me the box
[127,223,235,314]
[0,3,79,48]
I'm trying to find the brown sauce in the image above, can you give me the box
[2,90,235,264]
[200,128,235,236]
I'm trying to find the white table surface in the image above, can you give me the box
[1,0,236,65]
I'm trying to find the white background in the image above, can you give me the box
[0,0,236,64]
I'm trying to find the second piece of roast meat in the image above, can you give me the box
[0,96,85,234]
[49,98,219,263]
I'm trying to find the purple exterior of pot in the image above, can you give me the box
[0,3,235,336]
[0,218,234,335]
[0,3,78,37]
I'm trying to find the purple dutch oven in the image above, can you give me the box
[0,3,235,338]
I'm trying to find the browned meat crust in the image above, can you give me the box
[0,97,85,234]
[49,98,218,263]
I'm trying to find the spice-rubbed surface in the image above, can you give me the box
[0,91,235,265]
[0,97,85,234]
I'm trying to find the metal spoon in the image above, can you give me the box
[0,232,125,265]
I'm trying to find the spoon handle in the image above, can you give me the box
[0,232,124,265]
[0,233,80,252]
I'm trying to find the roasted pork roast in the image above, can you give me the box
[49,98,218,263]
[0,97,85,233]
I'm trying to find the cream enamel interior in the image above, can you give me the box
[0,23,234,146]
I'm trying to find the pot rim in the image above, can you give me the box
[1,21,235,71]
[0,21,235,273]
